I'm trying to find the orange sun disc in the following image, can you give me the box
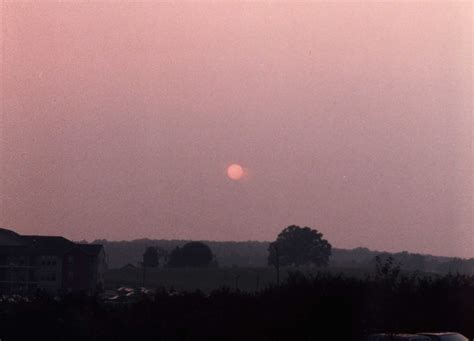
[227,164,244,180]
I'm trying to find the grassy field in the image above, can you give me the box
[104,266,374,293]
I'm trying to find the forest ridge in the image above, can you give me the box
[83,238,474,274]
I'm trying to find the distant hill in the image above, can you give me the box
[83,239,474,274]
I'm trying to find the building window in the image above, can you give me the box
[39,272,57,281]
[67,256,74,264]
[40,256,57,267]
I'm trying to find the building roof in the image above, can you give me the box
[23,235,77,255]
[77,244,104,256]
[0,228,25,245]
[120,263,137,269]
[0,228,103,257]
[0,228,21,238]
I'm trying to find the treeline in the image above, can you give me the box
[89,239,269,268]
[331,247,474,274]
[86,239,474,274]
[1,269,474,340]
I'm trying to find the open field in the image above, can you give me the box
[104,266,375,292]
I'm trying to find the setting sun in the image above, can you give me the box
[227,164,244,181]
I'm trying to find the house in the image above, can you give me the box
[120,263,137,270]
[0,228,107,295]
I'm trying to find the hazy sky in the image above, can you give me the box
[1,2,472,257]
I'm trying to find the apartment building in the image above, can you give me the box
[0,228,106,295]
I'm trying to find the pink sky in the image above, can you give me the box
[1,2,472,257]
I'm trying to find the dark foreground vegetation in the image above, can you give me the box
[1,270,474,341]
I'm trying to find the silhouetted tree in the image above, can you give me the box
[269,243,280,285]
[268,225,332,267]
[167,242,214,267]
[209,255,219,268]
[142,246,167,286]
[374,255,401,283]
[142,246,168,267]
[143,247,159,268]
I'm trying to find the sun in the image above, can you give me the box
[227,164,244,181]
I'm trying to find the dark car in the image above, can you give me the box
[417,333,469,341]
[368,334,431,341]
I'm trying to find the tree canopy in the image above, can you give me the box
[268,225,332,267]
[143,246,167,268]
[167,242,214,267]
